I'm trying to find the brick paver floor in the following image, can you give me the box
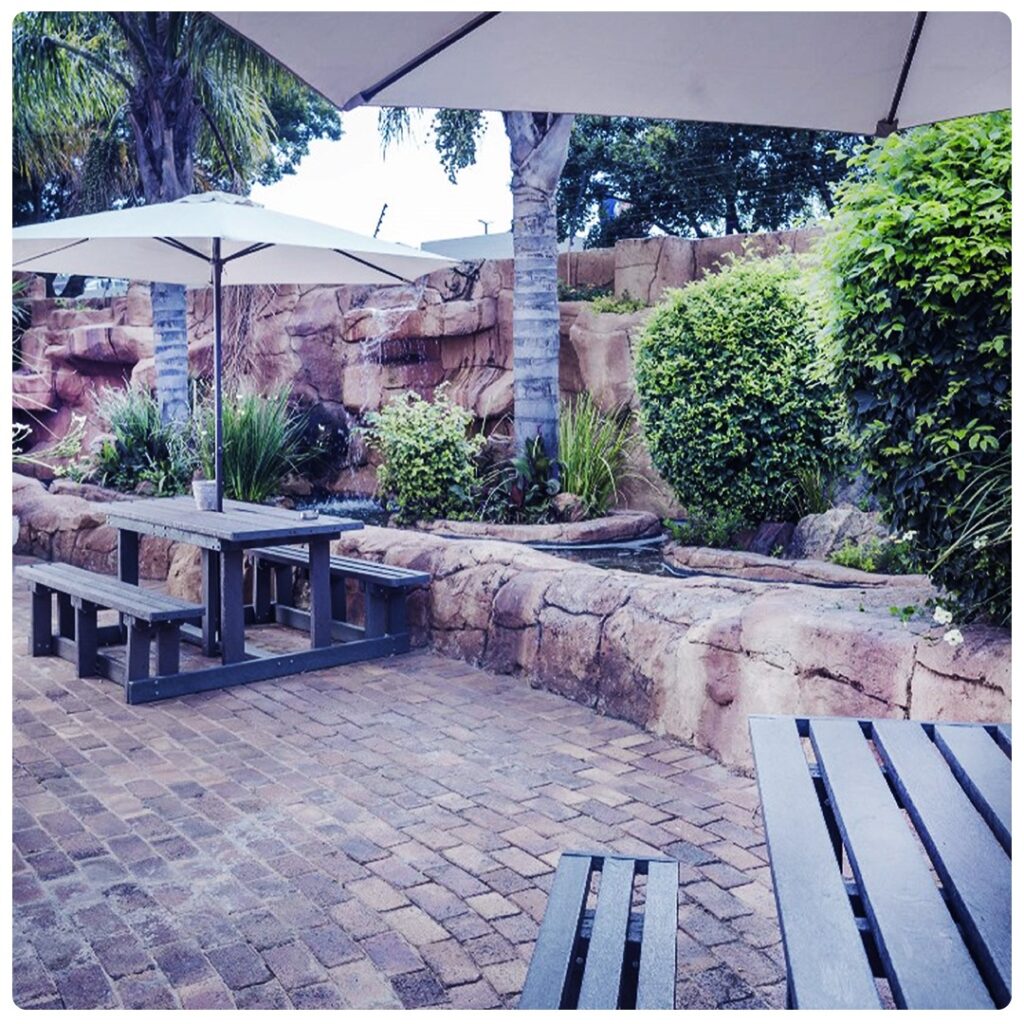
[12,574,786,1009]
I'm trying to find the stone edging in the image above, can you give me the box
[415,510,661,545]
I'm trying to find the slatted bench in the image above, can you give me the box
[518,852,678,1009]
[750,716,1011,1010]
[250,545,430,648]
[17,562,204,696]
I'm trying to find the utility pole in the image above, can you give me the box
[478,219,491,235]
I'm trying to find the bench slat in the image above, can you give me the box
[749,716,879,1009]
[934,724,1011,854]
[636,859,678,1009]
[873,721,1010,1007]
[252,545,430,587]
[518,853,591,1009]
[17,564,203,622]
[578,856,634,1008]
[810,718,993,1009]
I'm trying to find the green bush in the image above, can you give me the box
[478,435,560,524]
[829,535,921,575]
[635,253,839,526]
[589,292,646,314]
[558,394,636,517]
[666,509,747,549]
[819,112,1011,624]
[365,388,483,523]
[94,385,196,495]
[197,390,307,504]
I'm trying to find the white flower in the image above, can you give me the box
[943,628,964,647]
[932,605,953,626]
[973,535,989,551]
[899,530,917,543]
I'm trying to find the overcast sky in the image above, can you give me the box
[251,107,514,249]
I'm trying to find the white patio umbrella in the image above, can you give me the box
[13,191,455,511]
[216,10,1010,135]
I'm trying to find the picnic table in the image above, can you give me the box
[750,715,1011,1010]
[103,496,397,702]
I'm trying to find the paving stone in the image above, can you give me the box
[360,930,425,976]
[301,922,362,967]
[54,962,116,1009]
[153,941,216,988]
[234,979,291,1009]
[263,940,326,989]
[328,958,403,1009]
[381,904,450,945]
[289,981,346,1008]
[391,967,449,1008]
[207,942,272,990]
[116,969,178,1009]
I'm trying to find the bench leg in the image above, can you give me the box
[126,620,152,683]
[253,557,274,623]
[73,599,98,677]
[155,624,180,677]
[29,585,54,656]
[330,575,348,622]
[274,564,294,608]
[387,591,408,636]
[57,592,76,639]
[364,583,388,638]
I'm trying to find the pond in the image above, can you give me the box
[299,495,677,576]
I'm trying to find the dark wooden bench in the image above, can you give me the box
[750,716,1011,1010]
[17,562,204,695]
[518,852,678,1010]
[250,545,429,647]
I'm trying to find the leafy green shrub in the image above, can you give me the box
[829,535,921,575]
[94,385,196,495]
[819,112,1011,624]
[636,253,839,526]
[557,281,612,302]
[666,509,747,549]
[589,291,646,314]
[478,435,560,524]
[558,395,636,517]
[365,388,483,523]
[781,465,836,519]
[197,390,307,504]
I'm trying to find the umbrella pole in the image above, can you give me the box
[212,238,224,513]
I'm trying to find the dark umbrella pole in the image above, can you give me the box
[212,238,225,512]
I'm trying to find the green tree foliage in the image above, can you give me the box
[636,253,838,525]
[819,112,1011,624]
[12,12,341,224]
[558,117,859,246]
[365,388,484,524]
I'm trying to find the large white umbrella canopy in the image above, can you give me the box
[215,10,1010,135]
[13,192,456,511]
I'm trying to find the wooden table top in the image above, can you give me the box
[105,496,363,548]
[750,715,1010,1010]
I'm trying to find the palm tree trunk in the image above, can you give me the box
[150,282,191,422]
[504,112,574,461]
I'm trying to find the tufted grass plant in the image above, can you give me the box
[558,394,637,518]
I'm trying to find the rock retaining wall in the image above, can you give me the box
[17,479,1006,772]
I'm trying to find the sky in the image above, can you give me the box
[251,107,513,249]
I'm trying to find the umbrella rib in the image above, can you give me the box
[343,11,500,109]
[222,242,275,265]
[332,249,412,283]
[13,238,90,268]
[156,236,210,262]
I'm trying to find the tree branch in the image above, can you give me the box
[196,99,241,188]
[43,33,133,92]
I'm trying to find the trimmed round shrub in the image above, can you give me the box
[365,387,483,523]
[635,253,838,525]
[819,112,1011,624]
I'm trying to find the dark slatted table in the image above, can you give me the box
[105,497,366,702]
[750,716,1011,1010]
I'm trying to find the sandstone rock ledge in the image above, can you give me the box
[417,510,661,545]
[12,479,1011,772]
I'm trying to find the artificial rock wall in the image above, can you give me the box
[14,229,817,512]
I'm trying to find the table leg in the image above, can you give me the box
[202,550,221,656]
[117,529,139,641]
[220,547,246,664]
[308,536,332,649]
